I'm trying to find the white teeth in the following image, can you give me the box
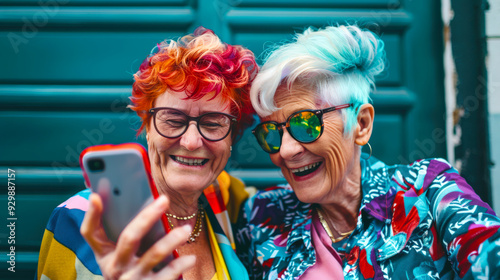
[175,156,205,166]
[291,162,320,173]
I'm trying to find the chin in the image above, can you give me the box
[172,177,208,192]
[159,171,212,191]
[286,180,315,203]
[292,189,320,204]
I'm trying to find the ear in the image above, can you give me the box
[145,125,150,142]
[353,104,374,146]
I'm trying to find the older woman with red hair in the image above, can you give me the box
[37,27,257,280]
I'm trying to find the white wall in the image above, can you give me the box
[486,0,500,214]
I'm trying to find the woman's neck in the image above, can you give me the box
[317,160,362,234]
[157,185,206,217]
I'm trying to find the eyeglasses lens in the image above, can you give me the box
[255,111,323,153]
[198,114,232,140]
[256,123,281,153]
[156,109,186,137]
[289,111,321,143]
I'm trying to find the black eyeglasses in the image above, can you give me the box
[252,104,353,153]
[149,107,237,142]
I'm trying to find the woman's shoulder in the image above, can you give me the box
[56,189,92,210]
[395,157,455,180]
[366,156,453,173]
[46,189,91,230]
[40,189,102,277]
[405,157,452,170]
[363,156,459,195]
[387,157,461,195]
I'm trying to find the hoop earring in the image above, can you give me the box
[230,146,232,152]
[362,142,372,160]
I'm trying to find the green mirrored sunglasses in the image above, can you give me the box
[252,103,353,154]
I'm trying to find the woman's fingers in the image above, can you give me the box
[81,193,113,256]
[82,193,185,279]
[137,225,192,273]
[114,195,170,265]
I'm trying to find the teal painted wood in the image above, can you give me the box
[0,167,86,193]
[226,9,412,30]
[0,0,189,5]
[0,7,195,27]
[0,0,399,7]
[0,111,146,165]
[0,85,132,110]
[233,0,401,8]
[1,31,191,83]
[0,0,446,277]
[0,194,71,248]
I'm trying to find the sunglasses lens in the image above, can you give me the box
[255,123,281,153]
[289,111,321,143]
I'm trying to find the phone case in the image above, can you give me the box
[80,143,172,256]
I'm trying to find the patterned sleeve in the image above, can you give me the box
[234,193,264,280]
[426,159,500,279]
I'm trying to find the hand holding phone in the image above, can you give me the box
[80,143,168,254]
[79,143,195,278]
[81,191,195,279]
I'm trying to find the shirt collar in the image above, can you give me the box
[284,193,314,254]
[284,157,396,253]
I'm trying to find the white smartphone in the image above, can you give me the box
[80,143,173,257]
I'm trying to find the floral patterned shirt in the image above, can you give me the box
[235,157,500,279]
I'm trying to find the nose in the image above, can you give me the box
[279,128,304,160]
[180,122,203,151]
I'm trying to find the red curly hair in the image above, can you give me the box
[129,27,258,141]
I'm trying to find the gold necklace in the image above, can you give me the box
[165,210,197,220]
[166,208,205,243]
[316,208,354,243]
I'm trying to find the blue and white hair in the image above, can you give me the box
[250,24,386,136]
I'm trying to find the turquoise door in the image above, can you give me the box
[0,0,445,277]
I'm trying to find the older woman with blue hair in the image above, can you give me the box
[236,25,500,279]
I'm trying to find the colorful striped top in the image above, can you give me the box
[37,171,249,280]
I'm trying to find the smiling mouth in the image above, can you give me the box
[290,162,322,177]
[171,156,209,166]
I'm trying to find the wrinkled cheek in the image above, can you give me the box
[213,138,232,176]
[270,154,283,169]
[215,152,231,176]
[147,138,168,192]
[269,155,288,178]
[322,127,348,185]
[281,168,294,186]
